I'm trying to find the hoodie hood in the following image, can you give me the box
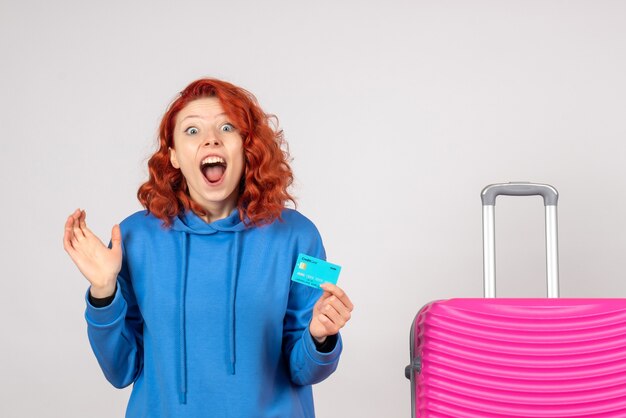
[171,208,248,234]
[171,208,246,404]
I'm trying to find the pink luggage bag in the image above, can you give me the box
[405,183,626,417]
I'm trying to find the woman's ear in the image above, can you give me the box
[169,147,180,169]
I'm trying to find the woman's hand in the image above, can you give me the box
[63,208,122,298]
[309,283,354,344]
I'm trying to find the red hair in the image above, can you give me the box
[137,78,295,228]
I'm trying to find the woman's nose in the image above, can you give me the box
[204,136,222,147]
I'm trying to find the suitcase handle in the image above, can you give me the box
[480,182,560,298]
[481,183,558,206]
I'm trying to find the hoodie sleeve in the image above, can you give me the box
[84,237,144,389]
[282,219,343,386]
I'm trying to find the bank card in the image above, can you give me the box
[290,253,341,289]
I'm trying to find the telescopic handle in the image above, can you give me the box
[481,182,560,298]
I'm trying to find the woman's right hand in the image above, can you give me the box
[63,208,122,298]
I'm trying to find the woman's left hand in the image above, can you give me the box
[309,283,354,344]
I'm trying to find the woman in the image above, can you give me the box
[63,78,353,417]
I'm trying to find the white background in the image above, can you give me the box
[2,1,626,417]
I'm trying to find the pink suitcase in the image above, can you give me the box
[405,183,626,417]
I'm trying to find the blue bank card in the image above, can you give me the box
[290,253,341,289]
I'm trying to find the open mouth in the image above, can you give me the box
[200,156,227,184]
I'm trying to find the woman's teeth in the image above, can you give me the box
[201,156,225,165]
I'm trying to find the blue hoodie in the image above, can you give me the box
[84,208,342,418]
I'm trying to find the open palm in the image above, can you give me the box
[63,209,121,298]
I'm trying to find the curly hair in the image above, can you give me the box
[137,78,295,228]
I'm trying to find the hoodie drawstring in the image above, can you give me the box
[228,231,242,374]
[172,209,246,404]
[179,231,189,404]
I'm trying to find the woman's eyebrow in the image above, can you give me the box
[181,113,227,122]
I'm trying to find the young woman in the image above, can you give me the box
[63,78,353,417]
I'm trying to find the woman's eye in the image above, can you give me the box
[221,123,235,133]
[185,127,199,135]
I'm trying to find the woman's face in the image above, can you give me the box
[169,97,245,220]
